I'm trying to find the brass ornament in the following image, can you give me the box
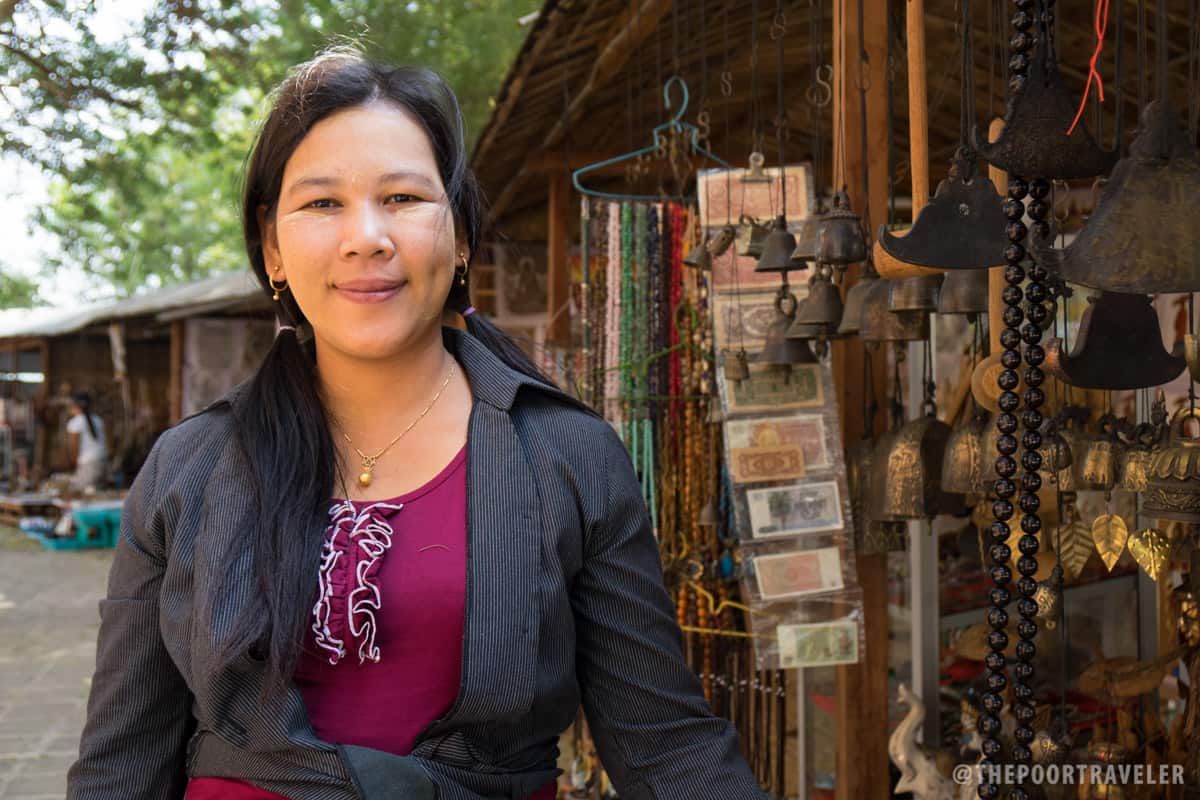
[869,413,961,521]
[1091,513,1129,572]
[1033,566,1064,629]
[1078,651,1185,700]
[940,405,990,495]
[1056,512,1095,581]
[1033,102,1200,295]
[269,276,288,301]
[1127,527,1169,581]
[1171,586,1200,648]
[1143,408,1200,523]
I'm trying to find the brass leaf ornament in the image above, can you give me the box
[1091,514,1129,572]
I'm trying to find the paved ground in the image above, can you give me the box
[0,525,113,799]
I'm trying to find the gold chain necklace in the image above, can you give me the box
[339,361,457,488]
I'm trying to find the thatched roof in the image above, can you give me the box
[472,0,1198,239]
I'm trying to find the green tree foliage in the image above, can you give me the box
[5,0,538,296]
[0,267,37,306]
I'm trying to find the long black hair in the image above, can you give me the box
[71,392,98,440]
[219,48,582,700]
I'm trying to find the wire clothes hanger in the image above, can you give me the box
[571,75,734,201]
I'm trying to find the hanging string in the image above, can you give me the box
[775,0,788,218]
[810,0,825,203]
[1067,0,1111,136]
[750,0,761,154]
[1190,0,1200,139]
[1114,0,1125,150]
[856,0,871,240]
[960,0,978,157]
[1137,0,1147,111]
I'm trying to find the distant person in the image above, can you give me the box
[65,391,106,491]
[67,48,765,800]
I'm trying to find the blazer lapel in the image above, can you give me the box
[412,332,545,749]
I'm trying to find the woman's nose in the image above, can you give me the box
[339,204,396,260]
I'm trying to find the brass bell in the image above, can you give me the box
[941,405,991,495]
[888,273,943,313]
[735,214,769,258]
[723,348,751,382]
[837,270,877,336]
[1033,102,1200,294]
[784,302,832,358]
[795,266,843,328]
[869,410,963,521]
[755,290,818,368]
[1073,414,1123,493]
[1144,408,1200,523]
[707,224,737,257]
[1119,405,1167,491]
[936,268,989,316]
[789,216,822,264]
[815,189,867,266]
[754,216,798,274]
[859,279,931,343]
[683,238,713,270]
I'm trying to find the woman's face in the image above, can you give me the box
[261,100,463,361]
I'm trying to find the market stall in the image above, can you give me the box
[472,0,1200,797]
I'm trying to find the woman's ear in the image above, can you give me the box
[258,205,285,281]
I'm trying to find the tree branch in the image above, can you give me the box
[0,0,18,28]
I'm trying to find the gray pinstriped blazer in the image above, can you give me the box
[66,327,767,800]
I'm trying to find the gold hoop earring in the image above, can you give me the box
[269,277,288,301]
[455,252,469,286]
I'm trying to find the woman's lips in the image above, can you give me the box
[333,281,405,304]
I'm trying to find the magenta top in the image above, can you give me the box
[185,445,556,800]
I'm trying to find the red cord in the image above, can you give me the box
[1067,0,1111,136]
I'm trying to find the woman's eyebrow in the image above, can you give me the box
[285,170,438,196]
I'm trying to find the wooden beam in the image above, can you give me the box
[832,0,890,796]
[169,320,184,424]
[546,171,571,344]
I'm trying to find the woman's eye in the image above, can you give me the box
[387,193,418,203]
[304,199,337,209]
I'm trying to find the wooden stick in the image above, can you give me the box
[874,0,942,279]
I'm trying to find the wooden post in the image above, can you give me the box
[546,170,572,344]
[832,0,890,797]
[169,320,184,424]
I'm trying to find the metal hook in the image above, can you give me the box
[771,10,787,39]
[806,64,834,107]
[662,75,690,125]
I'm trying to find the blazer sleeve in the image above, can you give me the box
[570,425,767,800]
[67,431,195,800]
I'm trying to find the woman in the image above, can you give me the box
[65,391,106,491]
[67,50,766,800]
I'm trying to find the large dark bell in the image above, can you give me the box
[816,190,867,265]
[889,273,943,312]
[755,216,798,274]
[838,272,877,336]
[938,268,990,315]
